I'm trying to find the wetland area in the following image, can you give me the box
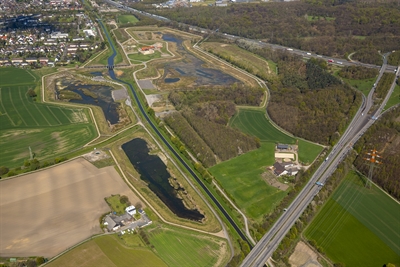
[159,34,239,87]
[122,138,204,222]
[55,78,121,124]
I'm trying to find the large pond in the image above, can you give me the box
[122,138,204,221]
[162,34,239,86]
[56,79,120,124]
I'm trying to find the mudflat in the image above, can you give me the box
[0,158,140,257]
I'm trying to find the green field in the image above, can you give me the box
[0,67,36,85]
[147,225,228,267]
[46,235,167,267]
[342,77,375,96]
[128,51,161,62]
[297,139,323,165]
[229,109,323,164]
[305,171,400,267]
[118,15,139,24]
[385,83,400,110]
[0,124,96,167]
[230,109,295,144]
[0,68,97,168]
[209,142,287,220]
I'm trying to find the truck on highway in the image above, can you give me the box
[325,157,329,161]
[316,182,324,186]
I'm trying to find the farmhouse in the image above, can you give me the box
[273,162,299,177]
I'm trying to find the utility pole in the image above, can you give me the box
[29,146,33,160]
[363,149,382,188]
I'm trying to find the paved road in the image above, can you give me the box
[240,57,400,267]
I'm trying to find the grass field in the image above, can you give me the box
[342,77,375,96]
[46,235,167,267]
[297,139,323,165]
[147,224,228,267]
[0,67,97,168]
[229,109,295,144]
[305,171,400,267]
[209,142,288,221]
[384,83,400,110]
[0,67,36,85]
[0,124,96,167]
[229,109,323,164]
[128,51,161,62]
[118,15,139,24]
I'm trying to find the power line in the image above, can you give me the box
[363,149,382,188]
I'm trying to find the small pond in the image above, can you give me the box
[122,138,204,221]
[56,79,120,124]
[162,34,239,86]
[164,77,180,83]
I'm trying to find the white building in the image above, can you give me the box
[125,205,136,215]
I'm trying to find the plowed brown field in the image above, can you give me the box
[0,158,140,257]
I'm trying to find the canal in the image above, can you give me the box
[96,19,250,244]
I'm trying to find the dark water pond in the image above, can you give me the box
[57,79,119,124]
[164,77,180,83]
[122,138,204,221]
[162,34,239,86]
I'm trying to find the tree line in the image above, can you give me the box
[168,84,264,109]
[150,1,400,63]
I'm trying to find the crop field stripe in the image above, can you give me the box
[49,107,70,124]
[23,90,55,126]
[19,88,40,126]
[58,107,73,123]
[0,82,37,87]
[26,69,37,82]
[352,200,400,252]
[319,182,364,249]
[0,88,15,126]
[8,88,27,126]
[46,106,62,125]
[307,178,363,244]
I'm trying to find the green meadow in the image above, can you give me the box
[385,83,400,110]
[46,235,167,267]
[305,171,400,267]
[209,142,287,221]
[0,67,96,168]
[147,225,228,267]
[117,15,139,24]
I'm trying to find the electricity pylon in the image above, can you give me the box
[363,149,382,188]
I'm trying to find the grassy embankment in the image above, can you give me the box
[0,68,96,168]
[209,109,323,221]
[305,171,400,267]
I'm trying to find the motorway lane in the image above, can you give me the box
[240,56,397,267]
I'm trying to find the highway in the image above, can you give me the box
[100,2,400,263]
[103,0,399,73]
[240,58,400,267]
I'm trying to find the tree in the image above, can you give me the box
[27,88,37,97]
[135,202,143,210]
